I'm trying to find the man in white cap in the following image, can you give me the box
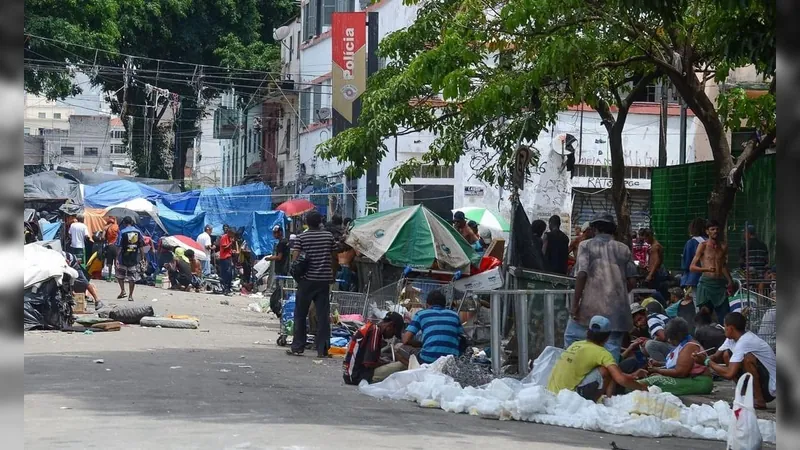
[548,315,647,401]
[566,214,638,362]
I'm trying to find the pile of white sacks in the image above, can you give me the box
[359,355,776,444]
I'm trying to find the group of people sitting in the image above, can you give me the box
[163,247,203,292]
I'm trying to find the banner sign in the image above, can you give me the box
[332,12,367,128]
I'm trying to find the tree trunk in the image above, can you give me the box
[608,124,632,245]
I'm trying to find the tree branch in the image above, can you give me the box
[728,131,775,189]
[596,55,649,69]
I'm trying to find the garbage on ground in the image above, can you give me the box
[93,359,104,364]
[220,299,230,305]
[357,358,777,445]
[108,304,155,324]
[139,316,199,329]
[74,317,115,327]
[247,303,263,313]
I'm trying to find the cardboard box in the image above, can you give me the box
[73,293,86,314]
[453,267,504,292]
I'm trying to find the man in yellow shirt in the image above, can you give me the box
[548,315,647,401]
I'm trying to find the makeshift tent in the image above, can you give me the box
[197,182,272,234]
[24,171,82,203]
[24,243,77,289]
[83,180,168,208]
[244,211,287,257]
[81,199,167,236]
[159,190,201,215]
[56,167,182,193]
[157,202,206,239]
[106,198,167,233]
[39,220,61,241]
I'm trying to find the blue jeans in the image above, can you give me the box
[564,318,625,362]
[219,258,233,292]
[201,259,211,276]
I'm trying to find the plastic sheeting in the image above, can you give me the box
[159,190,201,215]
[244,211,286,257]
[39,220,61,241]
[24,243,77,289]
[83,180,168,208]
[56,167,182,193]
[197,183,272,235]
[358,359,777,444]
[157,202,206,240]
[24,171,82,203]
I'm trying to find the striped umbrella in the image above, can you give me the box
[346,205,479,270]
[453,207,510,232]
[161,235,208,261]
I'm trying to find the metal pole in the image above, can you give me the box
[544,293,556,347]
[490,292,502,375]
[679,101,687,164]
[659,87,668,167]
[516,293,530,376]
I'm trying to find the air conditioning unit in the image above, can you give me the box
[316,107,331,121]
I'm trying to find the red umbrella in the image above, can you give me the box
[161,235,208,261]
[276,199,316,217]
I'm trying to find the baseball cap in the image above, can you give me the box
[453,211,466,222]
[630,302,646,315]
[289,234,297,240]
[590,213,616,226]
[580,221,591,232]
[272,225,281,232]
[479,228,493,244]
[382,311,405,339]
[589,315,611,333]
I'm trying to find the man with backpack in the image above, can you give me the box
[115,217,145,302]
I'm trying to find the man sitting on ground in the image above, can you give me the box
[343,312,405,385]
[693,308,727,352]
[396,290,464,366]
[641,298,673,363]
[619,303,649,374]
[695,312,777,409]
[548,315,647,402]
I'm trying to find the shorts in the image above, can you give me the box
[639,374,713,396]
[116,264,141,282]
[576,368,604,401]
[734,351,775,403]
[104,244,118,263]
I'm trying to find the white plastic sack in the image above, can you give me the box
[726,373,763,450]
[521,346,564,386]
[253,258,270,279]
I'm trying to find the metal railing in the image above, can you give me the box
[469,289,575,377]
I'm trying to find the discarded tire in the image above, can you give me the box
[108,304,155,324]
[140,316,199,329]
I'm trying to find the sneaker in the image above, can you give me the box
[95,301,105,310]
[128,296,134,302]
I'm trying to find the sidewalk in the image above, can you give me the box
[680,379,777,421]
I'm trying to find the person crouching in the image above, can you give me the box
[343,312,406,385]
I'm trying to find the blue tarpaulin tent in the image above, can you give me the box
[244,211,287,257]
[157,202,207,239]
[159,190,201,215]
[196,183,272,235]
[83,180,168,208]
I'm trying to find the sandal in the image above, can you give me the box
[117,293,127,299]
[285,349,303,356]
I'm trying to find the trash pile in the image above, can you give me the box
[24,244,77,331]
[358,356,777,444]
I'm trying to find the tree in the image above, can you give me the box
[25,0,298,179]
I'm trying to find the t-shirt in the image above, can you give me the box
[175,258,192,276]
[681,236,706,287]
[547,340,617,394]
[219,234,234,260]
[740,238,769,276]
[544,229,570,275]
[105,224,119,244]
[647,313,670,339]
[196,232,212,251]
[405,306,463,364]
[343,322,383,385]
[719,331,777,396]
[574,234,638,331]
[273,238,289,276]
[117,226,143,267]
[295,229,335,282]
[69,222,88,249]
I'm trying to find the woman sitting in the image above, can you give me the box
[633,317,713,396]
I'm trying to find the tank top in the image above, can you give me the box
[665,336,707,376]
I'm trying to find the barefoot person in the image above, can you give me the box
[694,312,777,409]
[690,220,734,324]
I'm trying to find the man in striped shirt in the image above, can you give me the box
[401,290,464,364]
[287,211,337,357]
[641,298,674,363]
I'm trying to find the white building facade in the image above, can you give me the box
[273,0,711,227]
[24,93,73,136]
[40,115,130,173]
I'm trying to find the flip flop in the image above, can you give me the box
[117,293,127,299]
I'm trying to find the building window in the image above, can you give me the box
[412,164,455,178]
[573,165,652,179]
[322,0,336,27]
[110,130,124,139]
[288,35,293,62]
[53,113,62,119]
[84,147,99,156]
[284,119,292,154]
[24,127,30,136]
[38,112,46,119]
[297,31,301,58]
[61,146,75,155]
[305,0,355,40]
[110,144,126,154]
[300,90,311,127]
[312,84,323,123]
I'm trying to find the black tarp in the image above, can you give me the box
[510,202,545,271]
[24,171,83,203]
[24,278,74,331]
[56,167,183,193]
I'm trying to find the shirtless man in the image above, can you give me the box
[690,220,734,324]
[640,229,666,298]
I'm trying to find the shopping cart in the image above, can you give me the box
[363,268,459,321]
[330,289,369,323]
[731,274,776,351]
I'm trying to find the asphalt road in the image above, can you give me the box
[24,281,749,449]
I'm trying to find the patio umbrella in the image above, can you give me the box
[160,235,208,261]
[276,199,315,217]
[452,207,510,232]
[345,205,479,270]
[104,207,139,224]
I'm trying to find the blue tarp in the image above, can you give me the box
[157,202,206,239]
[159,190,201,215]
[40,220,61,241]
[83,180,168,208]
[197,183,272,235]
[244,211,287,257]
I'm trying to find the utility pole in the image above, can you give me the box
[679,100,688,164]
[658,86,668,167]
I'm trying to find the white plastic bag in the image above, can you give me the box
[521,346,564,386]
[253,258,270,279]
[726,373,763,450]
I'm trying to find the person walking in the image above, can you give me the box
[543,214,570,274]
[196,225,214,276]
[115,217,145,301]
[102,216,119,281]
[287,211,337,358]
[690,219,734,324]
[68,214,90,264]
[218,225,236,295]
[567,214,638,362]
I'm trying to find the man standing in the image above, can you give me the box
[640,228,668,299]
[567,214,638,362]
[690,219,734,324]
[68,214,90,264]
[267,225,290,317]
[196,225,214,276]
[218,225,236,295]
[103,217,119,280]
[115,217,144,301]
[543,215,570,274]
[287,211,336,358]
[740,224,769,281]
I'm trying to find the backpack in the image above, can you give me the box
[290,252,309,281]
